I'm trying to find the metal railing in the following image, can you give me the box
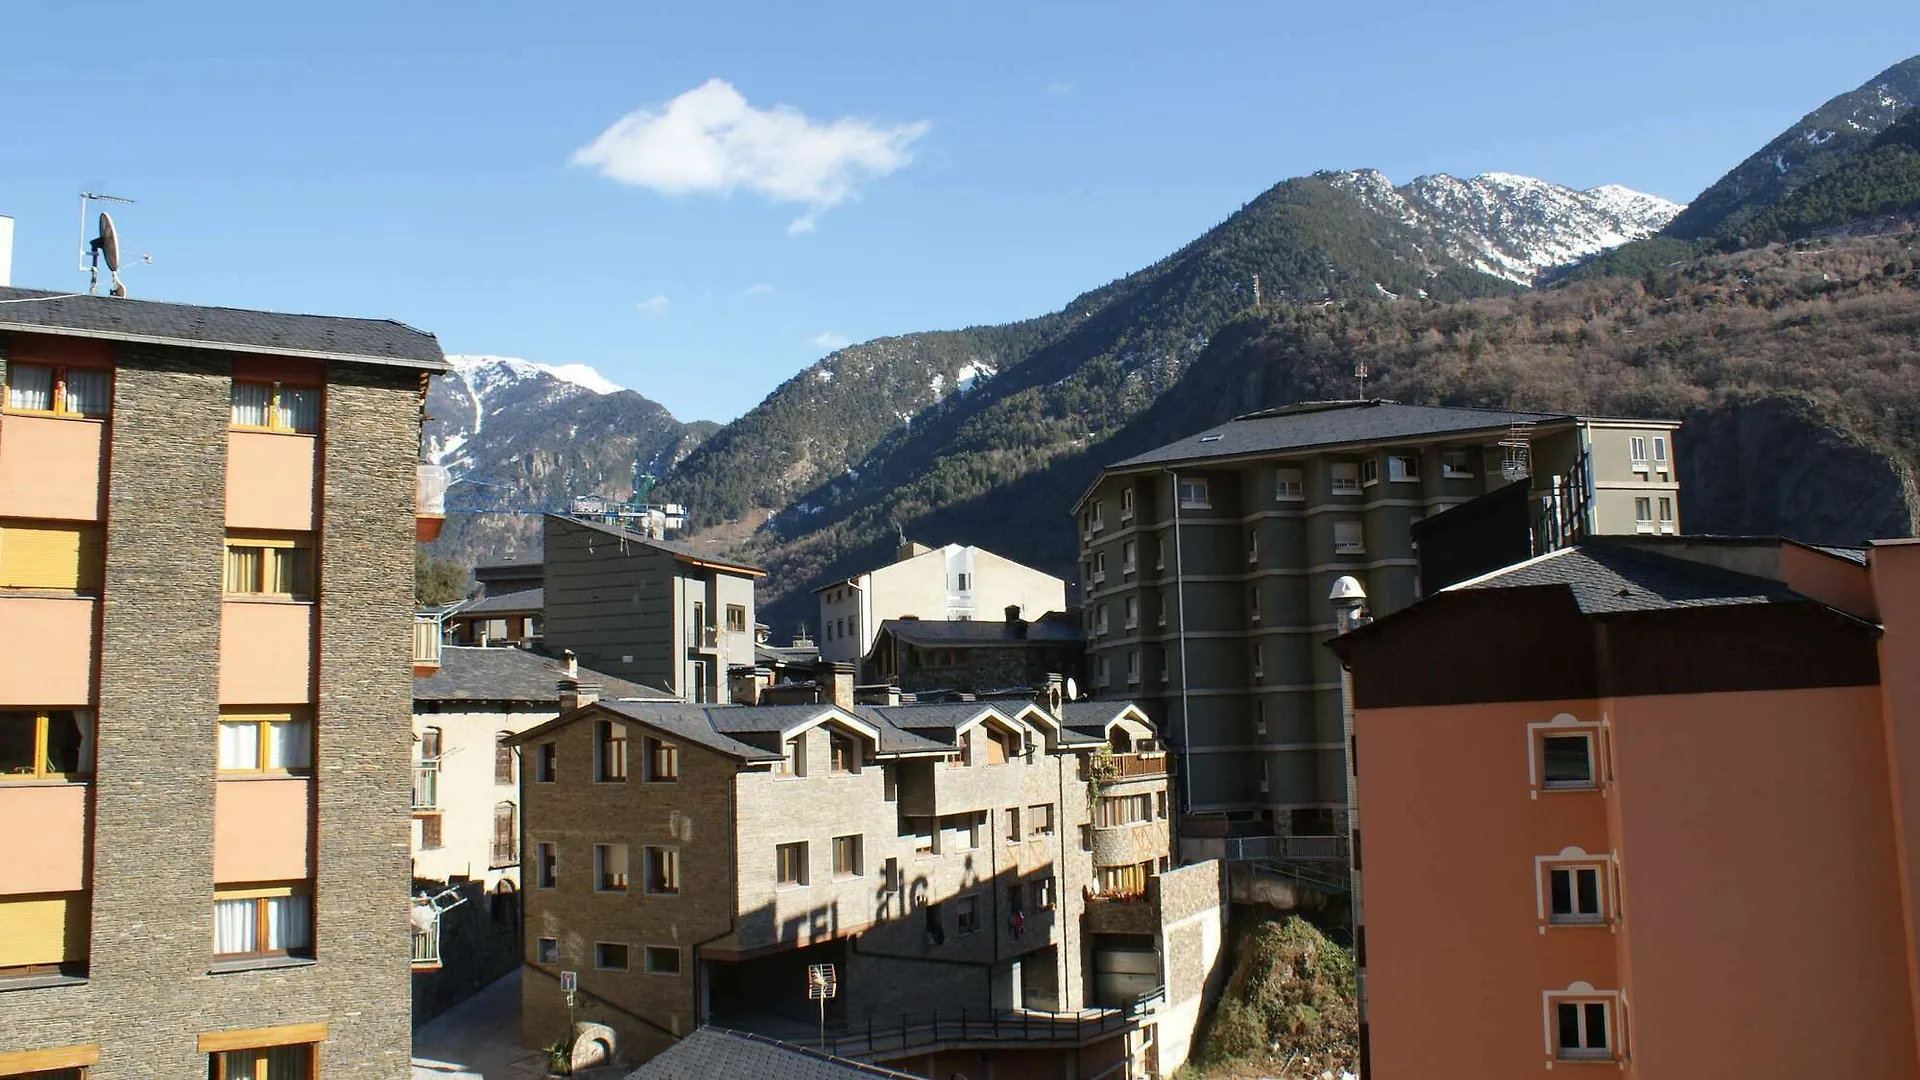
[1224,835,1349,862]
[410,919,441,968]
[412,762,440,810]
[788,989,1164,1061]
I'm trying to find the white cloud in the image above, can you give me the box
[1045,81,1076,96]
[786,213,818,235]
[810,332,851,350]
[573,78,930,229]
[739,282,775,298]
[636,295,670,316]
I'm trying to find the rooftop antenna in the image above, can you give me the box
[77,192,135,297]
[1354,360,1369,400]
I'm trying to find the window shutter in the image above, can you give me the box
[0,893,88,967]
[0,524,102,591]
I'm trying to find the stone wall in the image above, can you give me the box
[1152,859,1229,1077]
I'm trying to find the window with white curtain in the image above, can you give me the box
[217,711,312,774]
[62,368,111,415]
[232,381,320,433]
[213,888,312,958]
[5,363,54,410]
[224,533,315,598]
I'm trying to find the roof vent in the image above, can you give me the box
[1199,434,1223,443]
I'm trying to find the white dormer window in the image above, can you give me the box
[1330,463,1362,495]
[1274,467,1304,502]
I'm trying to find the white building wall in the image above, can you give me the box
[412,702,557,889]
[814,545,1069,676]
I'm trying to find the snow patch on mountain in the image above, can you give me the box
[446,354,625,397]
[1326,169,1685,284]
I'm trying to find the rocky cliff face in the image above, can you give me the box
[1677,396,1915,544]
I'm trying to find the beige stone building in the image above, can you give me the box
[507,672,1227,1075]
[816,541,1067,675]
[1072,400,1681,846]
[0,286,442,1078]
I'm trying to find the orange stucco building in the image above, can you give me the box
[1331,535,1920,1078]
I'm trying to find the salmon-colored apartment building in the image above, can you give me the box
[0,287,445,1079]
[1331,535,1920,1078]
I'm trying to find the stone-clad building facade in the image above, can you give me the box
[509,674,1175,1075]
[0,287,444,1079]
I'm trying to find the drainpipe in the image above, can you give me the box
[1164,469,1194,820]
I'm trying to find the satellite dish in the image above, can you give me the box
[87,212,126,297]
[1065,677,1079,702]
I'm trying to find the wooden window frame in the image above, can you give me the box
[643,945,682,977]
[0,708,95,781]
[211,884,313,961]
[0,1043,100,1075]
[535,842,558,889]
[594,843,630,892]
[776,841,809,887]
[223,532,315,600]
[595,720,628,782]
[725,603,748,633]
[229,379,322,434]
[644,845,680,895]
[491,802,517,868]
[534,742,555,783]
[829,731,859,774]
[643,737,679,783]
[200,1025,324,1080]
[956,894,980,935]
[2,362,111,419]
[831,834,862,878]
[418,814,443,850]
[215,708,314,778]
[494,735,514,784]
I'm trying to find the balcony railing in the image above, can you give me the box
[410,918,441,968]
[1223,835,1350,862]
[1082,751,1169,783]
[492,838,518,868]
[412,762,440,811]
[756,993,1162,1062]
[413,612,443,668]
[694,625,720,650]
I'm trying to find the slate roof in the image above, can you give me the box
[550,515,765,576]
[1810,544,1870,566]
[1107,400,1572,471]
[0,286,445,369]
[876,614,1083,647]
[457,587,544,616]
[626,1027,922,1080]
[1061,700,1144,742]
[1450,543,1804,615]
[413,647,673,703]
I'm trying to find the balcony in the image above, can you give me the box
[1084,894,1159,936]
[1082,751,1168,783]
[0,596,97,704]
[413,612,443,671]
[411,916,441,970]
[694,625,721,651]
[412,762,440,811]
[417,463,449,542]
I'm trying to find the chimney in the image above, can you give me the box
[896,541,930,563]
[1005,604,1027,639]
[563,649,579,680]
[0,215,12,288]
[814,660,855,711]
[1035,673,1065,721]
[558,678,600,712]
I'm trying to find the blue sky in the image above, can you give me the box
[2,1,1916,422]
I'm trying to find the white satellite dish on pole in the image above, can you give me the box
[76,191,136,297]
[1065,677,1080,702]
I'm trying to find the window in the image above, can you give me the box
[595,844,630,892]
[495,735,514,784]
[1126,650,1139,685]
[492,803,517,867]
[231,381,320,433]
[1006,806,1022,843]
[911,816,937,855]
[830,731,860,773]
[1097,793,1155,827]
[1124,596,1138,629]
[1249,586,1261,622]
[956,895,980,935]
[209,1044,316,1080]
[1095,605,1109,636]
[1360,458,1380,486]
[535,842,558,888]
[1029,803,1055,837]
[1275,467,1304,501]
[1096,862,1150,897]
[1122,540,1136,574]
[644,945,682,976]
[1330,462,1362,494]
[643,737,679,782]
[965,812,985,850]
[1388,454,1419,482]
[223,533,313,599]
[1251,641,1265,681]
[1658,497,1675,532]
[212,885,313,959]
[1097,656,1110,688]
[954,572,972,592]
[1093,552,1107,583]
[948,733,973,769]
[1121,487,1135,519]
[1178,478,1210,509]
[217,709,311,776]
[1334,520,1365,554]
[644,846,680,894]
[924,901,945,944]
[1079,824,1092,852]
[1091,500,1106,531]
[1634,497,1654,532]
[726,603,747,632]
[1155,792,1168,819]
[419,814,443,850]
[986,726,1021,766]
[1036,874,1057,909]
[594,942,629,971]
[1440,449,1474,478]
[3,362,110,418]
[535,937,559,964]
[832,834,863,877]
[1549,865,1604,925]
[1629,436,1648,470]
[1155,538,1165,570]
[0,892,89,976]
[0,522,104,592]
[776,842,810,886]
[1653,436,1669,469]
[1159,589,1169,627]
[0,709,93,780]
[535,743,556,783]
[595,720,628,782]
[1542,734,1596,789]
[780,735,808,776]
[1554,999,1612,1061]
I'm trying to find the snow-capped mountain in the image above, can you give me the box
[1327,169,1685,284]
[423,355,716,567]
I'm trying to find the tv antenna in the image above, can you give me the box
[77,192,136,297]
